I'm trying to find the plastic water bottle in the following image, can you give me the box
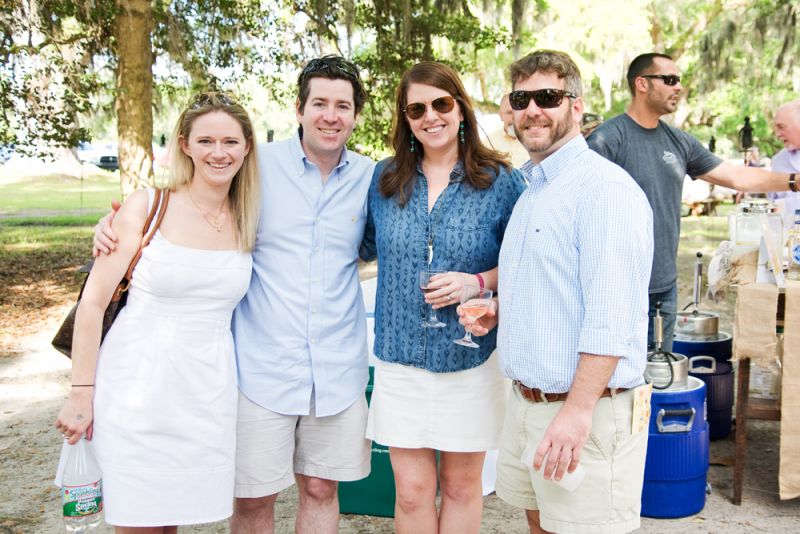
[787,209,800,281]
[61,438,103,531]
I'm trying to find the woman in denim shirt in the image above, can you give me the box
[360,62,526,533]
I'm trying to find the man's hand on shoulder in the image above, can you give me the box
[93,200,122,257]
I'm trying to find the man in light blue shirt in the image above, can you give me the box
[465,50,653,534]
[230,56,375,534]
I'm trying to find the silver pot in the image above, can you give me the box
[645,352,689,390]
[675,310,719,337]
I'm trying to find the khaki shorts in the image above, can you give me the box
[234,392,371,498]
[496,386,648,534]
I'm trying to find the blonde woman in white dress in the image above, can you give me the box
[55,92,259,533]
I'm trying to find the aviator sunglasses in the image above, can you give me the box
[403,96,458,120]
[508,89,577,111]
[640,74,681,86]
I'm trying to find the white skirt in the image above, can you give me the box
[366,351,507,452]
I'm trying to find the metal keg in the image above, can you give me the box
[673,252,733,362]
[646,303,689,390]
[675,252,720,339]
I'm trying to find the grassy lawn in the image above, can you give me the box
[0,176,106,356]
[0,172,121,217]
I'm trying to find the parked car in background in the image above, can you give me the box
[96,155,119,172]
[76,141,119,171]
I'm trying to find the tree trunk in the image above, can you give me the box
[115,0,153,199]
[511,0,528,60]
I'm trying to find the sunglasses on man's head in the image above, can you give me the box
[508,89,577,111]
[403,96,458,120]
[189,92,238,110]
[301,57,360,82]
[640,74,681,86]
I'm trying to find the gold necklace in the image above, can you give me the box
[187,187,226,232]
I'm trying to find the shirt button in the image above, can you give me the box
[311,308,317,313]
[311,338,317,344]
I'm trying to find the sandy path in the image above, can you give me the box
[2,323,799,533]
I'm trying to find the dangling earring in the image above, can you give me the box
[459,121,465,144]
[410,132,416,153]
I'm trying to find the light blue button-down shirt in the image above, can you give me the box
[233,132,375,417]
[498,135,653,392]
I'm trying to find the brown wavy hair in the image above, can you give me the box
[380,62,510,206]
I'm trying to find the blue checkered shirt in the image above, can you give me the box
[497,135,653,392]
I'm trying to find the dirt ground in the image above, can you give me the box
[1,213,798,532]
[2,315,800,533]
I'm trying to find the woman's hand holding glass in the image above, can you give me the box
[423,271,484,310]
[419,270,448,328]
[457,296,498,337]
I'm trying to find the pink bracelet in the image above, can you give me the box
[475,272,485,290]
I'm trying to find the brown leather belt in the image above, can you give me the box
[513,380,627,404]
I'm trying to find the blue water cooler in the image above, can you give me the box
[688,356,734,440]
[641,376,709,518]
[673,331,733,362]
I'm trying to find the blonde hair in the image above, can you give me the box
[167,92,260,251]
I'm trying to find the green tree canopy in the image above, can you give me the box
[1,0,798,188]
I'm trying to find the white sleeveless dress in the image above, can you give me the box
[91,190,252,527]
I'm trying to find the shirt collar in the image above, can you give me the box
[289,128,351,178]
[520,134,588,184]
[415,159,466,184]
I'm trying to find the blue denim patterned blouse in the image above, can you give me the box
[360,158,527,373]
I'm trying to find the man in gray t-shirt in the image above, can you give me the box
[588,52,793,351]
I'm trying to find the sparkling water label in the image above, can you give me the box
[62,481,103,517]
[792,244,800,265]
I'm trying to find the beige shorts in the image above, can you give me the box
[234,392,371,498]
[496,386,648,534]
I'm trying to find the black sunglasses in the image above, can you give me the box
[508,89,577,111]
[189,92,238,110]
[640,74,681,86]
[403,96,458,120]
[301,57,360,82]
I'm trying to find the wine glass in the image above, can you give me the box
[419,270,447,328]
[454,285,493,348]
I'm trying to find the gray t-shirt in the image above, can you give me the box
[587,113,722,293]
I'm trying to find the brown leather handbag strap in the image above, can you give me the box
[142,188,163,235]
[142,188,170,248]
[123,188,171,283]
